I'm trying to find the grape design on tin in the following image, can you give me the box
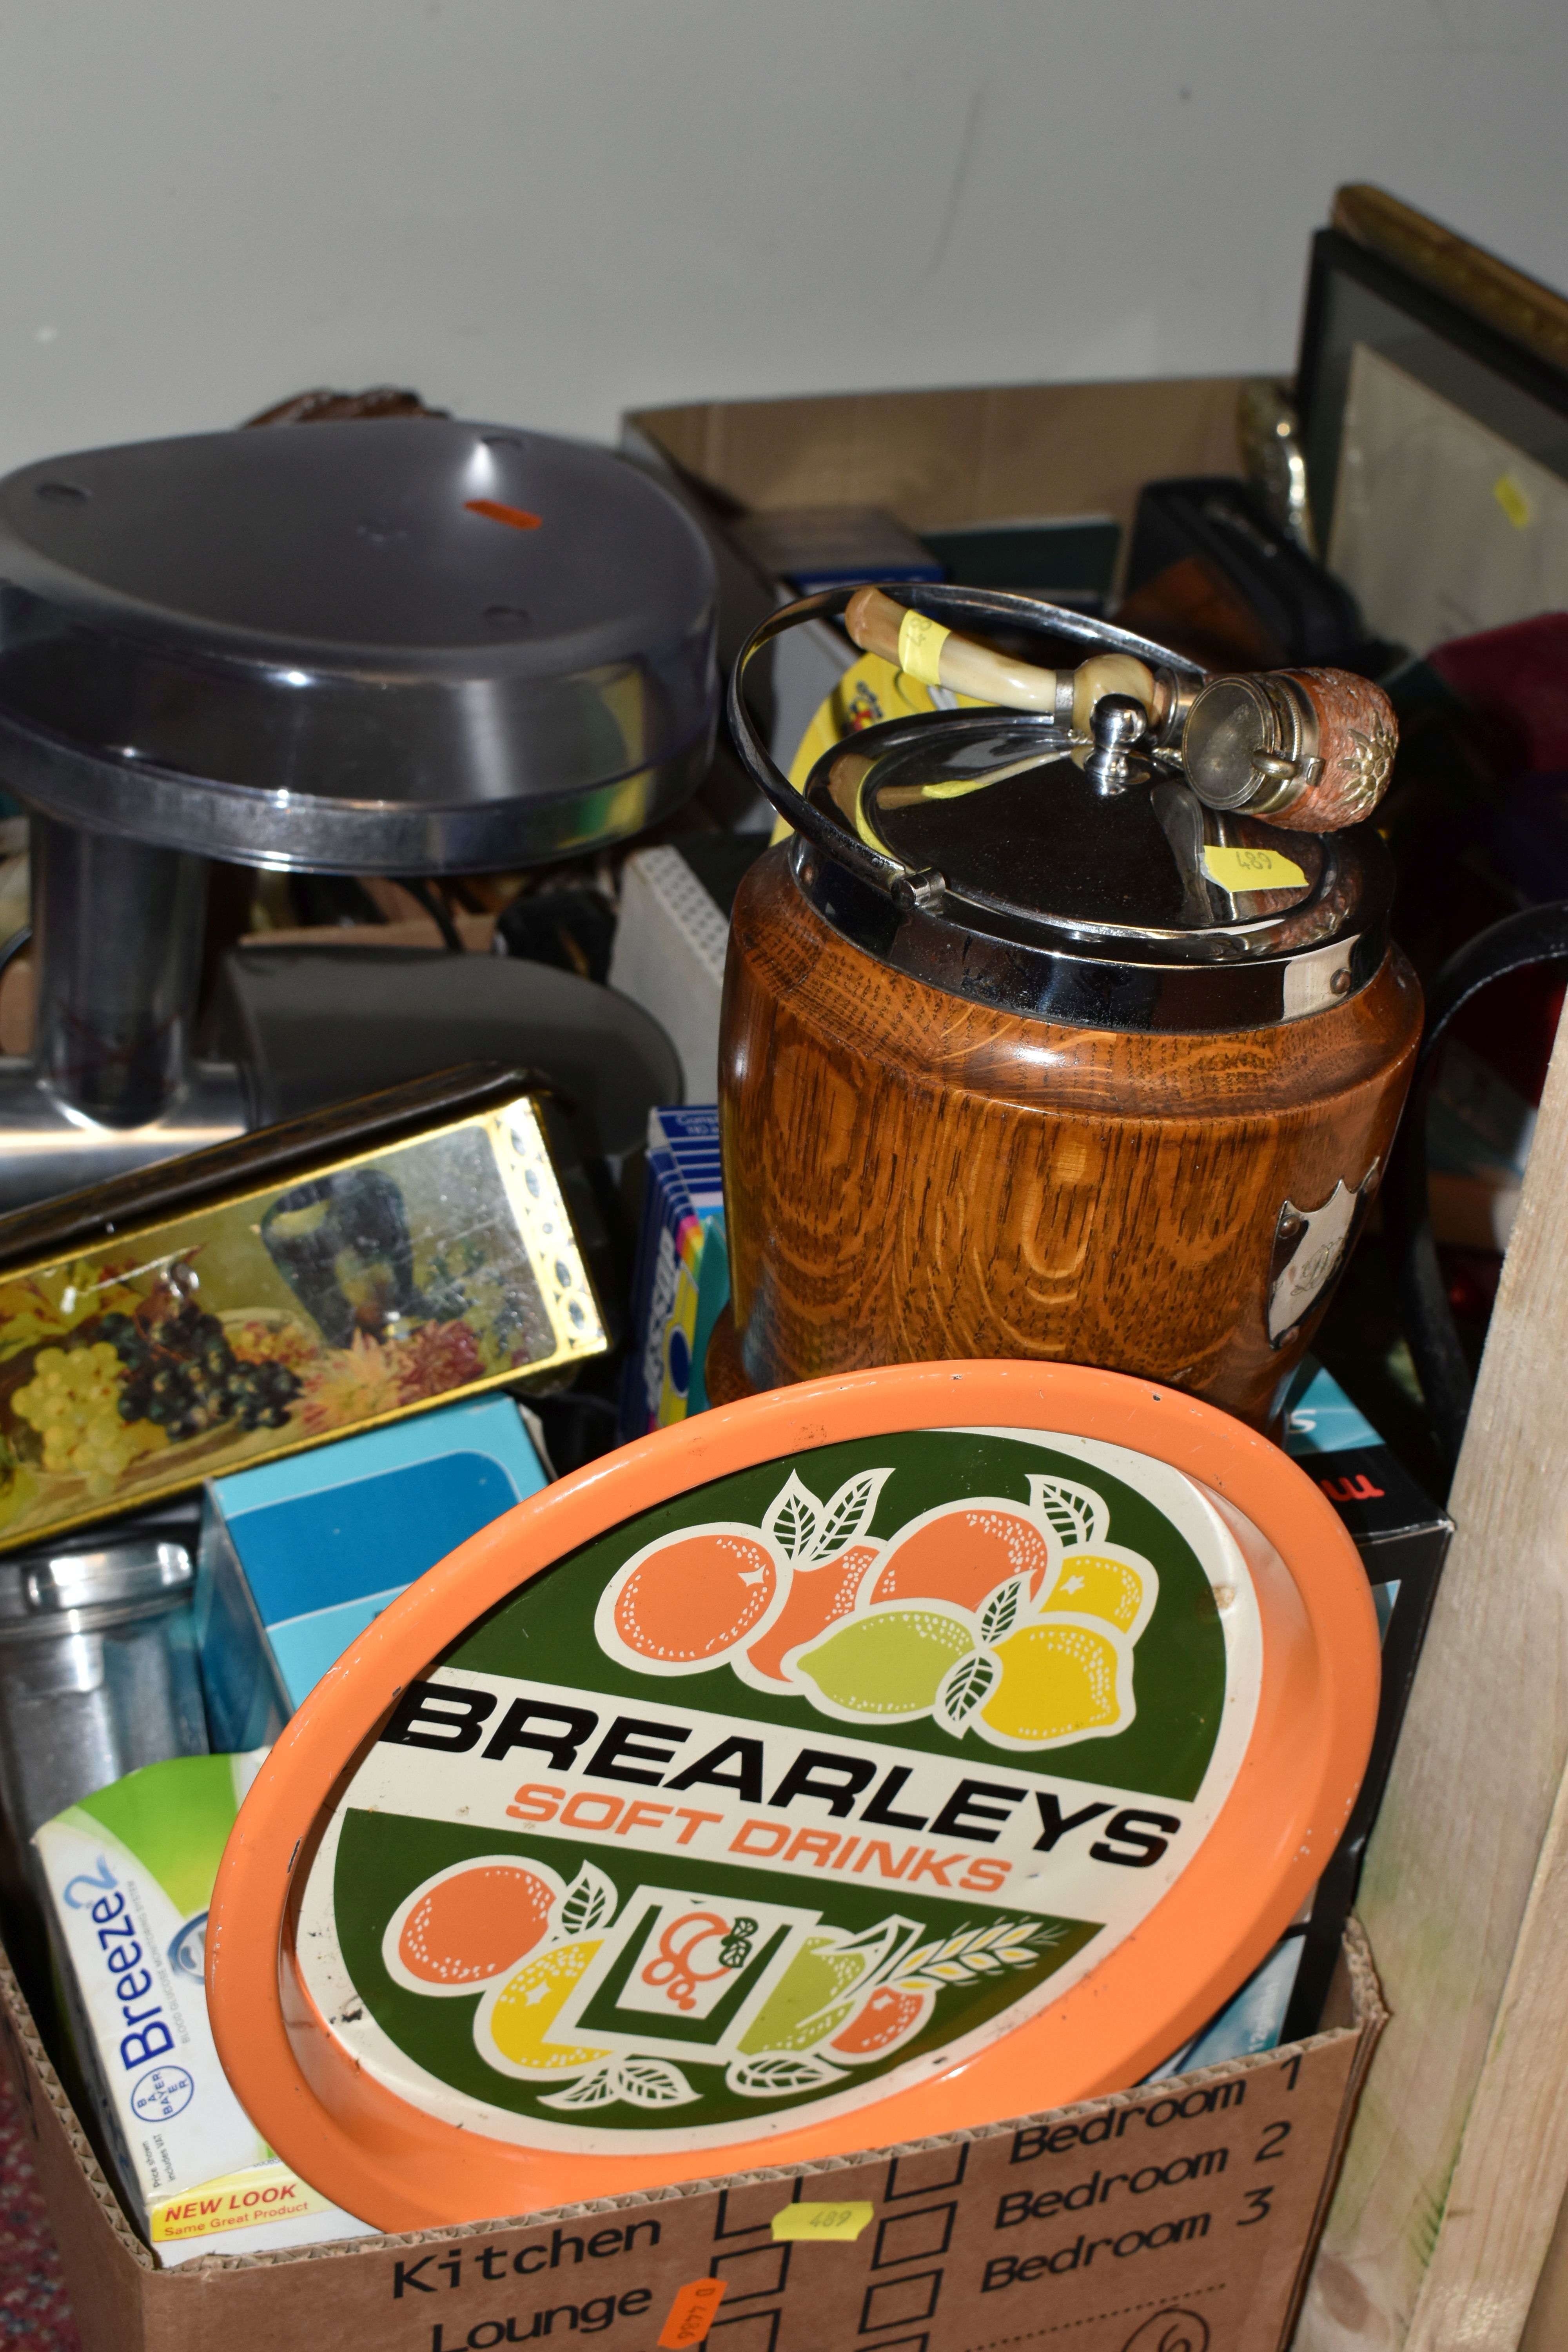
[8,1272,307,1492]
[98,1301,301,1442]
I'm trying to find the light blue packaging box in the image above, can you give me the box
[195,1396,547,1751]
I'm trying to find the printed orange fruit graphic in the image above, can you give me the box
[829,1984,932,2060]
[597,1462,1153,1751]
[398,1862,556,1987]
[868,1504,1056,1614]
[611,1530,777,1665]
[744,1543,878,1686]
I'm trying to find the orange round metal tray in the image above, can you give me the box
[207,1360,1378,2231]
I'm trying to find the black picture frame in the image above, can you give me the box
[1295,226,1568,557]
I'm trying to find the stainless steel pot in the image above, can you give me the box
[0,1537,208,1924]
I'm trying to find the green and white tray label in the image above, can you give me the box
[296,1427,1262,2152]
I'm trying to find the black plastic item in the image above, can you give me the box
[1278,1435,1450,2042]
[1124,476,1384,671]
[668,831,770,922]
[212,946,683,1160]
[399,878,465,953]
[1385,901,1568,1481]
[528,1387,622,1478]
[0,419,719,872]
[495,887,618,983]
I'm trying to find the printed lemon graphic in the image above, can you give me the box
[745,1543,878,1685]
[1041,1552,1147,1634]
[737,1936,868,2053]
[399,1864,555,1987]
[485,1939,610,2074]
[612,1532,777,1665]
[796,1608,976,1717]
[868,1505,1053,1613]
[980,1622,1124,1743]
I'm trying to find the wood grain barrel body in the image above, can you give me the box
[719,849,1422,1427]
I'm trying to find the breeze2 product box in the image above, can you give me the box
[196,1394,549,1751]
[32,1751,374,2265]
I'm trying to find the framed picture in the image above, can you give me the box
[0,1074,606,1551]
[1296,213,1568,653]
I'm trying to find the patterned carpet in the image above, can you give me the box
[0,2072,80,2347]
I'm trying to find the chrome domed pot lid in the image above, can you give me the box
[0,421,719,871]
[731,586,1392,1035]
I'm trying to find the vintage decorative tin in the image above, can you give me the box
[0,1068,605,1552]
[207,1361,1378,2230]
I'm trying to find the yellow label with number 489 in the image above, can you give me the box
[1202,845,1306,893]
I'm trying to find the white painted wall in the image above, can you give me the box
[0,0,1563,474]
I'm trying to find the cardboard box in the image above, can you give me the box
[0,1926,1382,2352]
[626,379,1247,559]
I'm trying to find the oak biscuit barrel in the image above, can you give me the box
[715,589,1421,1429]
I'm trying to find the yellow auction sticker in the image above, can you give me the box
[771,2200,875,2242]
[1494,473,1533,530]
[1202,845,1307,893]
[896,608,951,688]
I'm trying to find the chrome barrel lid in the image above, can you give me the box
[0,421,718,873]
[0,1537,192,1641]
[730,588,1390,1035]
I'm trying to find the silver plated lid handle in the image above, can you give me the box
[728,584,1204,903]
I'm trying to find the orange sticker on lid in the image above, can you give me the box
[465,499,542,530]
[657,2278,727,2348]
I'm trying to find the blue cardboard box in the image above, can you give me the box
[617,1105,727,1443]
[195,1396,548,1750]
